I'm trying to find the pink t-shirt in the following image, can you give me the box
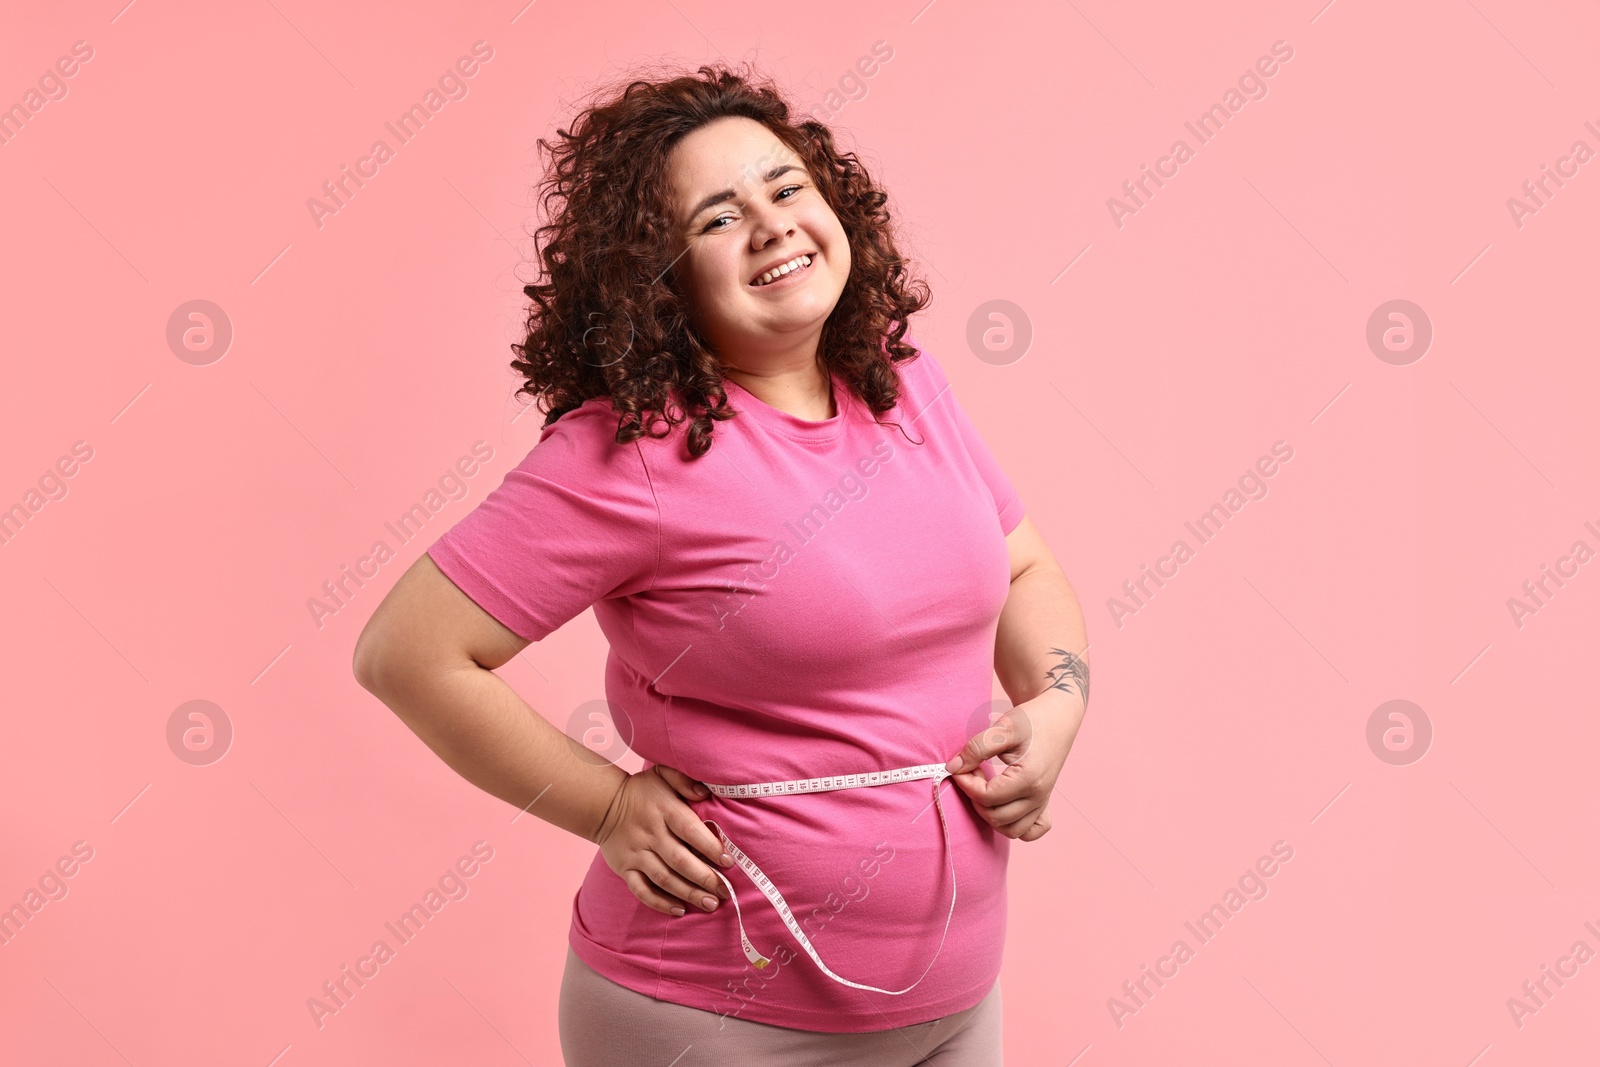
[426,334,1025,1032]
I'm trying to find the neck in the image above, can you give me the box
[722,351,835,421]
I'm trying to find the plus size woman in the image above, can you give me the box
[353,63,1089,1066]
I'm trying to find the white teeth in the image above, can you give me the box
[754,254,812,286]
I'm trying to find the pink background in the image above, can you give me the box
[2,0,1597,1063]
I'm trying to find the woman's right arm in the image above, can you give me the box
[350,553,734,915]
[351,552,626,843]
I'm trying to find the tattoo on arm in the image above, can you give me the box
[1044,647,1089,706]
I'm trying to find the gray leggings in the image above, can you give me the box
[558,946,1003,1065]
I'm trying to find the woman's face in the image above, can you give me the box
[666,116,851,363]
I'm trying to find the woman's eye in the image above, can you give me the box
[700,186,803,232]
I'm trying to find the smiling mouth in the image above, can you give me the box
[750,253,815,287]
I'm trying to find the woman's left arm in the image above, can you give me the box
[945,515,1089,841]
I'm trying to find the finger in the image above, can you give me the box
[639,772,728,871]
[948,765,1031,809]
[945,731,1005,775]
[967,794,1040,833]
[993,708,1037,763]
[621,869,690,917]
[947,769,994,804]
[994,804,1046,840]
[947,769,979,796]
[641,851,724,912]
[946,709,1033,774]
[668,809,736,874]
[958,759,1042,808]
[657,836,731,901]
[1020,809,1053,841]
[973,793,1043,826]
[652,764,710,803]
[656,817,732,898]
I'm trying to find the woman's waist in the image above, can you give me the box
[688,770,972,836]
[688,783,1006,892]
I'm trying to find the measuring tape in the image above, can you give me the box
[700,762,958,996]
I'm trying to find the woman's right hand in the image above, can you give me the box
[595,764,735,917]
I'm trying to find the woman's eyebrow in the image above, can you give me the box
[687,163,802,221]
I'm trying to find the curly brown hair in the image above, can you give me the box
[510,61,932,457]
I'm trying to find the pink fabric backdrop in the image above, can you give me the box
[1,0,1595,1063]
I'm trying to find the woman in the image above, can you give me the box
[352,63,1089,1066]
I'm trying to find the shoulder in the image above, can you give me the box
[536,395,622,445]
[510,397,651,488]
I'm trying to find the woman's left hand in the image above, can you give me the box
[944,691,1084,842]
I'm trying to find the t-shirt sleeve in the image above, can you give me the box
[903,333,1027,536]
[424,406,661,642]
